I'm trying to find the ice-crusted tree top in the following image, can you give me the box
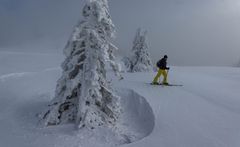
[83,0,115,37]
[132,28,141,52]
[132,28,148,52]
[63,0,121,76]
[64,0,115,56]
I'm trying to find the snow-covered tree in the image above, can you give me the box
[40,0,121,129]
[121,56,131,72]
[123,28,153,72]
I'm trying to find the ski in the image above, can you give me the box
[150,83,183,87]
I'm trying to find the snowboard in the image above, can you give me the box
[150,83,183,87]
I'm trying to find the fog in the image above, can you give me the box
[0,0,240,66]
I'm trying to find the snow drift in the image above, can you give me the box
[117,88,155,143]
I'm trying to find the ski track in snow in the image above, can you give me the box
[0,67,60,82]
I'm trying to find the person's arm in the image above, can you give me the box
[163,60,169,70]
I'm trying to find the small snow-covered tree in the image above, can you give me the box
[41,0,121,129]
[123,28,153,72]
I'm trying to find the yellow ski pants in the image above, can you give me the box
[153,69,168,83]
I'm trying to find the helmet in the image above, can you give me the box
[164,55,168,58]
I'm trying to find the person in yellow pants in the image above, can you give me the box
[152,55,170,85]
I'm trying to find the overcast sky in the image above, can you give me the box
[0,0,240,66]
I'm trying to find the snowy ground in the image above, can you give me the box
[1,51,240,147]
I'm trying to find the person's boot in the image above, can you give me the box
[151,82,159,85]
[162,82,169,85]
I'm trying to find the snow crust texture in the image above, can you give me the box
[2,51,240,147]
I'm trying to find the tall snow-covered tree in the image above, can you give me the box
[124,28,153,72]
[41,0,121,129]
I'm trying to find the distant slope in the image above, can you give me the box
[0,51,63,76]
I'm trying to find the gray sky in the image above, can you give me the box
[0,0,240,66]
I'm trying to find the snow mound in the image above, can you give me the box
[0,89,154,147]
[117,88,155,144]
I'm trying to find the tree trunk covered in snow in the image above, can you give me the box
[123,28,153,72]
[41,0,121,129]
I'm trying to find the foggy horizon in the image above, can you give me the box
[0,0,240,66]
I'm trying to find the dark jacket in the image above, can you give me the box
[157,58,168,70]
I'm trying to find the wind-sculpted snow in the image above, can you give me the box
[116,89,155,144]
